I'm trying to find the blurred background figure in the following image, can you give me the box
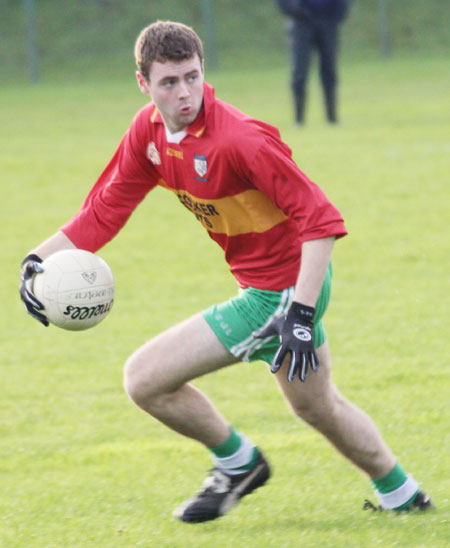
[276,0,351,124]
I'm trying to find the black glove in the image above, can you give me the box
[19,254,49,326]
[254,302,318,382]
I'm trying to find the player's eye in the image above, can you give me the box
[162,79,176,88]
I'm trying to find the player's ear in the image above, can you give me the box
[136,71,150,95]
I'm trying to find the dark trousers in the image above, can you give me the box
[289,16,339,123]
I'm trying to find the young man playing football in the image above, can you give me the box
[20,21,432,523]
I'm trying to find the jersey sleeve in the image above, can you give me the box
[61,119,159,252]
[241,129,347,242]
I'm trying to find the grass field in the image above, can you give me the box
[1,54,449,547]
[2,0,449,82]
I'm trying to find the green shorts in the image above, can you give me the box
[203,264,332,364]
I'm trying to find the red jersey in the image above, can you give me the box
[62,83,347,290]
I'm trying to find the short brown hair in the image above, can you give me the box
[135,21,204,81]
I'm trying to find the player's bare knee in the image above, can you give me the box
[124,354,157,406]
[290,391,340,427]
[123,365,181,418]
[290,400,323,426]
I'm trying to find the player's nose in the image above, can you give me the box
[178,80,190,99]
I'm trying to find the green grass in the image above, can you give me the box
[1,54,449,547]
[2,0,450,82]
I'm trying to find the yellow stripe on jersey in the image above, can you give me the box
[159,182,287,235]
[214,189,287,235]
[150,107,159,123]
[194,125,206,138]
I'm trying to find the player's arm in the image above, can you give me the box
[28,230,77,260]
[20,231,77,326]
[255,236,335,382]
[293,236,335,306]
[20,116,155,326]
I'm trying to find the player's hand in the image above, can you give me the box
[254,302,318,382]
[19,254,49,327]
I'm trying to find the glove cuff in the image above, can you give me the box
[21,253,43,266]
[289,301,315,322]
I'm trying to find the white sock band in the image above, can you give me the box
[375,475,419,509]
[213,434,255,475]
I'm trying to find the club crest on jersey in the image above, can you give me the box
[194,154,208,178]
[147,141,161,165]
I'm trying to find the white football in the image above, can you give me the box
[32,249,115,331]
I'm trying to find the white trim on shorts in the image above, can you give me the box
[229,286,294,361]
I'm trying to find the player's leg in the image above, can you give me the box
[124,312,238,446]
[274,340,396,477]
[273,340,432,510]
[124,312,270,522]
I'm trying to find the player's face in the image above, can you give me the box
[137,55,204,133]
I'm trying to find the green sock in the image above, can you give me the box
[372,463,408,494]
[234,447,259,471]
[372,463,419,511]
[210,427,241,458]
[209,427,258,473]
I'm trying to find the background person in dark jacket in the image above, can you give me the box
[276,0,350,124]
